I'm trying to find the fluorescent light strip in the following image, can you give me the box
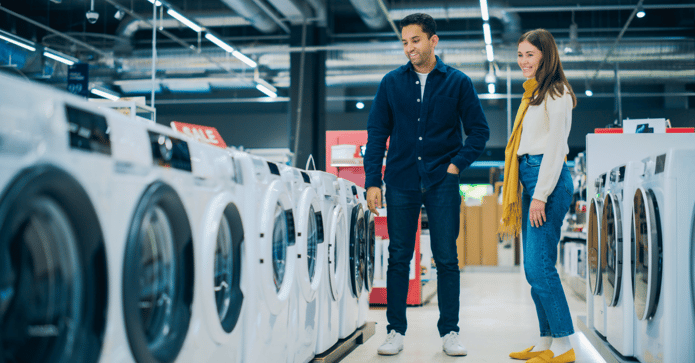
[0,33,36,52]
[44,51,75,65]
[205,33,234,53]
[479,0,489,21]
[232,50,257,68]
[91,88,120,101]
[486,44,494,62]
[167,9,202,32]
[256,84,277,98]
[483,23,492,45]
[487,83,495,94]
[147,0,162,6]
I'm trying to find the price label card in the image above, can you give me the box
[170,121,227,148]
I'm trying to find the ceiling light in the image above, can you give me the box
[636,4,646,18]
[256,84,277,98]
[485,63,496,94]
[564,12,582,55]
[114,10,125,20]
[44,50,77,65]
[232,50,257,68]
[91,87,120,101]
[86,0,99,24]
[147,0,162,6]
[479,0,489,21]
[485,44,494,62]
[356,102,365,109]
[167,9,202,32]
[585,89,593,97]
[0,32,36,52]
[205,33,234,53]
[483,23,492,45]
[487,83,496,94]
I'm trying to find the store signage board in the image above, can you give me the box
[170,121,227,148]
[622,118,667,134]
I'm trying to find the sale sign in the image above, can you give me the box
[170,121,227,149]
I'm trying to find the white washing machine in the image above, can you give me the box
[355,185,374,328]
[176,141,246,363]
[587,172,608,338]
[602,162,641,357]
[0,74,111,363]
[284,167,325,363]
[307,171,347,355]
[631,149,695,363]
[337,178,365,339]
[241,156,296,363]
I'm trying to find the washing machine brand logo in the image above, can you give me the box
[66,105,111,155]
[148,131,192,172]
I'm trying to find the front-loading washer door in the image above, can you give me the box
[123,182,194,363]
[296,187,324,301]
[632,187,662,321]
[214,203,244,334]
[588,197,603,295]
[364,210,376,292]
[0,166,107,363]
[602,192,622,307]
[327,204,346,301]
[349,203,365,298]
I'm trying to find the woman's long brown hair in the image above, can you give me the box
[519,29,577,108]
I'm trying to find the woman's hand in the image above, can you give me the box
[529,198,546,228]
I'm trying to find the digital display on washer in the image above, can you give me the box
[66,105,111,155]
[655,154,666,174]
[148,131,192,172]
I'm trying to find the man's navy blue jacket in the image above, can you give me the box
[364,56,490,191]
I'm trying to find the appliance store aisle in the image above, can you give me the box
[342,271,606,363]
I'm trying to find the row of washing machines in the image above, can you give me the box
[586,147,695,362]
[0,73,375,363]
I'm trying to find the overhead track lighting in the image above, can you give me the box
[256,83,277,98]
[44,50,78,65]
[205,32,234,53]
[485,44,494,62]
[147,0,162,6]
[479,0,489,21]
[232,50,257,68]
[167,9,202,32]
[483,23,492,45]
[91,87,120,100]
[636,4,646,18]
[485,63,497,94]
[0,31,36,51]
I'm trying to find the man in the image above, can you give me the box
[363,13,490,356]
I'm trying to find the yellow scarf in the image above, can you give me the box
[499,78,537,238]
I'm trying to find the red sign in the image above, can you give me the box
[170,121,227,148]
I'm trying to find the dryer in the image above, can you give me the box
[587,172,607,338]
[0,74,110,363]
[241,156,296,363]
[176,141,245,363]
[355,185,374,328]
[631,149,695,363]
[602,162,641,357]
[284,167,325,363]
[337,178,365,339]
[307,171,347,355]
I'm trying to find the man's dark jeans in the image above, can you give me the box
[385,173,461,337]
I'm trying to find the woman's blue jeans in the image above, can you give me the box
[385,173,461,337]
[519,154,575,338]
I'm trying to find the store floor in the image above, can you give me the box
[342,270,606,363]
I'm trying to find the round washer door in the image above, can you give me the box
[349,203,365,298]
[602,192,622,307]
[364,209,376,292]
[632,187,663,321]
[327,203,347,301]
[588,197,603,295]
[258,180,296,315]
[296,187,325,302]
[123,182,194,363]
[0,167,107,363]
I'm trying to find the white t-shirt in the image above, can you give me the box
[415,71,428,99]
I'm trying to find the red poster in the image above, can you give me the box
[170,121,227,148]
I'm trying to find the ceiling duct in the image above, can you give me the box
[349,0,388,29]
[117,12,250,38]
[266,0,312,25]
[220,0,278,33]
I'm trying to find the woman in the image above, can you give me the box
[500,29,577,363]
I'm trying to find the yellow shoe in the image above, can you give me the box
[509,346,544,360]
[525,349,576,363]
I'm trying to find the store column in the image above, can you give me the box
[289,23,327,170]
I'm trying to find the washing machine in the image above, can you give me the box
[587,172,607,337]
[175,141,246,363]
[355,185,374,328]
[0,73,110,363]
[307,171,347,355]
[337,178,365,339]
[283,167,325,363]
[240,156,296,363]
[602,162,641,357]
[632,148,695,363]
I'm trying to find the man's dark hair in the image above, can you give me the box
[399,13,437,38]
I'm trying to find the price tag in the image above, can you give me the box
[170,121,227,148]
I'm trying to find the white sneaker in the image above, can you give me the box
[377,330,404,355]
[442,331,468,356]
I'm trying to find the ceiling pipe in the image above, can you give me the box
[265,0,313,25]
[118,12,250,38]
[349,0,388,29]
[219,0,279,33]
